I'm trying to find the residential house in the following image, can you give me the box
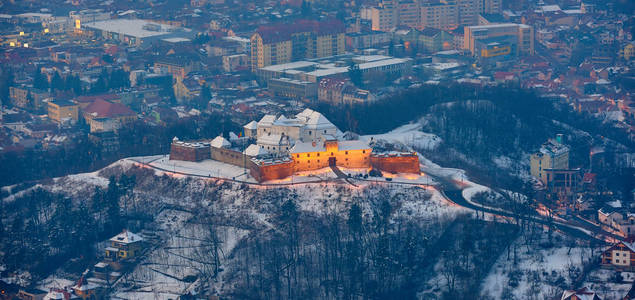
[560,287,602,300]
[104,230,144,261]
[173,77,203,102]
[318,78,349,104]
[222,54,249,72]
[82,99,137,133]
[598,207,635,238]
[601,239,635,271]
[16,288,48,300]
[9,86,50,110]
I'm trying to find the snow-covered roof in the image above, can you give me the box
[243,120,258,130]
[257,114,276,127]
[43,290,68,300]
[257,134,290,146]
[290,141,326,153]
[210,136,231,148]
[244,144,269,157]
[338,140,371,151]
[560,287,599,300]
[296,109,336,130]
[109,230,143,244]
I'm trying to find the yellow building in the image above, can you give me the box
[290,138,371,171]
[250,19,345,70]
[623,42,635,60]
[105,230,144,261]
[530,135,569,184]
[48,100,79,123]
[250,33,292,70]
[464,23,534,57]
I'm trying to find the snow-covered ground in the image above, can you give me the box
[583,268,633,300]
[130,155,256,182]
[360,122,442,151]
[481,233,594,300]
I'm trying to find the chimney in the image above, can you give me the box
[556,134,563,144]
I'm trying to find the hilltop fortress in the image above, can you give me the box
[170,109,419,182]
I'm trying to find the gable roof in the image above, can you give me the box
[83,99,136,119]
[211,136,231,148]
[561,286,601,300]
[109,230,143,244]
[244,144,269,157]
[243,120,258,130]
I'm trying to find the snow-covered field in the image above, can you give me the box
[360,122,442,151]
[481,232,594,300]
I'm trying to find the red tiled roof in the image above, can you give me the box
[256,19,345,43]
[83,99,135,119]
[75,94,121,104]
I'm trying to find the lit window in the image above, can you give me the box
[307,154,310,157]
[345,151,348,155]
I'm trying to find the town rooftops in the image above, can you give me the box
[83,99,136,119]
[84,19,189,39]
[255,19,345,43]
[109,230,143,244]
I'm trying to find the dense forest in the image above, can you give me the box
[0,113,237,188]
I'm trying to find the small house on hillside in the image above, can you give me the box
[560,286,602,300]
[105,230,144,261]
[601,239,635,271]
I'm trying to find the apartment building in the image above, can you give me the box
[48,100,79,123]
[370,0,501,31]
[420,2,459,30]
[250,19,345,70]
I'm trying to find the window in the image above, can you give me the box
[297,154,300,158]
[617,253,620,256]
[317,153,320,157]
[362,150,366,154]
[324,130,327,133]
[331,152,334,156]
[307,154,310,157]
[317,160,320,163]
[345,151,348,155]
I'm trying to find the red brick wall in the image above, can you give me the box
[371,154,420,174]
[170,144,210,161]
[251,161,295,182]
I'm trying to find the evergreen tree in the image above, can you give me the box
[33,68,48,91]
[0,68,14,106]
[50,71,64,92]
[348,62,363,87]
